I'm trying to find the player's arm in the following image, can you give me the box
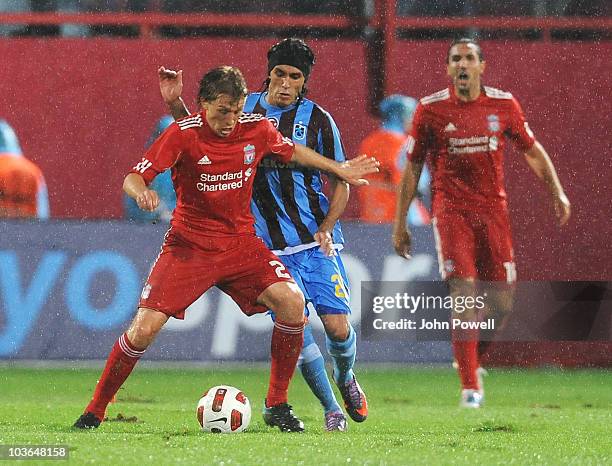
[158,66,190,120]
[508,97,571,226]
[315,176,349,256]
[125,123,182,213]
[392,103,428,259]
[524,141,571,226]
[291,144,378,187]
[392,160,424,259]
[123,173,160,212]
[313,110,350,255]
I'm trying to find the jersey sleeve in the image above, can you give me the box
[506,97,536,151]
[406,103,431,164]
[129,123,183,185]
[317,109,346,162]
[264,118,295,163]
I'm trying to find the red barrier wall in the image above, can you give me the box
[1,38,611,282]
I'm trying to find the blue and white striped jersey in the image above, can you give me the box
[244,92,346,254]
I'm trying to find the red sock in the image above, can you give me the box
[266,319,304,407]
[452,328,479,390]
[85,333,145,420]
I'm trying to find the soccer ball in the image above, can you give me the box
[196,385,251,433]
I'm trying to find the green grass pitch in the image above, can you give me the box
[1,366,610,465]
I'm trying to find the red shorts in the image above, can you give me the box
[432,208,516,283]
[139,229,294,319]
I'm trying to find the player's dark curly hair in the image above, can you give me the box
[198,66,248,103]
[262,38,316,104]
[447,38,484,63]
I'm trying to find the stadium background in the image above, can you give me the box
[0,1,610,366]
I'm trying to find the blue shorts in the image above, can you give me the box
[277,247,351,317]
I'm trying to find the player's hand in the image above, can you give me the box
[553,191,571,226]
[335,154,379,186]
[314,229,336,257]
[158,66,183,105]
[136,189,160,212]
[392,228,412,260]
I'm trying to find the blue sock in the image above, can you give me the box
[326,323,356,386]
[298,324,342,414]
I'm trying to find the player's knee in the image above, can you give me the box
[261,282,305,323]
[448,277,476,297]
[284,288,305,323]
[322,316,350,341]
[126,326,155,349]
[275,285,305,323]
[126,308,166,349]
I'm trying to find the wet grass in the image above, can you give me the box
[0,366,610,465]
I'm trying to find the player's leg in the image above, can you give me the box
[74,308,168,428]
[298,321,346,429]
[302,249,367,423]
[256,281,306,432]
[477,284,515,363]
[432,214,482,407]
[321,313,367,423]
[476,208,517,364]
[221,240,305,432]
[74,235,214,428]
[448,278,483,407]
[280,253,344,429]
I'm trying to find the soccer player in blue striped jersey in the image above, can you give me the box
[159,38,367,431]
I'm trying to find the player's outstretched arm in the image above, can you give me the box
[314,177,349,256]
[392,160,424,259]
[158,66,191,120]
[123,173,160,212]
[291,144,379,186]
[524,141,571,226]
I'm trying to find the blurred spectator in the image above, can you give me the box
[124,115,176,223]
[564,0,611,16]
[161,0,363,14]
[11,0,60,36]
[0,120,50,219]
[82,0,153,37]
[356,95,429,225]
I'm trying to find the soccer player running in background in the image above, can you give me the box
[74,66,377,432]
[392,38,571,408]
[159,38,368,431]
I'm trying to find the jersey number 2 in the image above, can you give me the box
[269,260,291,279]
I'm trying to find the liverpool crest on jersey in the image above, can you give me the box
[487,114,500,132]
[243,144,255,164]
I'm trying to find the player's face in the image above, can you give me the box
[201,94,245,137]
[447,43,485,95]
[267,65,305,107]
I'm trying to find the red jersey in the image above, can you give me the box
[407,86,535,214]
[130,111,295,238]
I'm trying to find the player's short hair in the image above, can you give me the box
[267,38,316,81]
[447,38,484,63]
[198,66,248,103]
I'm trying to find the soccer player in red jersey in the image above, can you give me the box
[392,38,571,407]
[73,66,378,431]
